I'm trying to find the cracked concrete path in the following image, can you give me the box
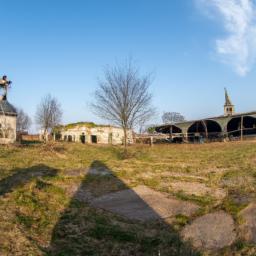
[90,185,199,221]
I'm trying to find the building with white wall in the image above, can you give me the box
[0,99,17,144]
[56,122,133,145]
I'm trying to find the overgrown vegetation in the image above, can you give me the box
[0,141,255,255]
[54,122,114,132]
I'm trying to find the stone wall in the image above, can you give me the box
[58,126,133,145]
[21,134,40,141]
[0,114,17,143]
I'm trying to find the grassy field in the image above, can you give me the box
[0,141,256,255]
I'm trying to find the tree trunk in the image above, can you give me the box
[123,127,127,149]
[44,128,48,143]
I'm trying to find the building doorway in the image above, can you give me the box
[91,135,97,143]
[108,133,113,144]
[80,133,86,144]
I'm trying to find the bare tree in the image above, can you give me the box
[35,94,62,140]
[162,112,185,124]
[16,108,32,132]
[92,60,154,148]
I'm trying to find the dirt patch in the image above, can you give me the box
[160,172,208,181]
[181,211,236,250]
[169,181,226,200]
[229,190,255,205]
[63,168,87,177]
[221,176,254,189]
[239,203,256,243]
[138,172,156,179]
[90,185,199,221]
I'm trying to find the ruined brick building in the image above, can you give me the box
[55,122,133,145]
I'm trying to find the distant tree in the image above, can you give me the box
[146,125,157,134]
[35,94,62,140]
[92,59,154,149]
[162,112,185,124]
[138,116,156,134]
[16,108,32,132]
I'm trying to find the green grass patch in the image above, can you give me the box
[174,191,215,207]
[1,141,256,255]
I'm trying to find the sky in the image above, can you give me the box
[1,0,256,131]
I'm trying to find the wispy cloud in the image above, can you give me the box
[197,0,256,76]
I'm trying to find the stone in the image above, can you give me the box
[239,203,256,243]
[229,191,255,205]
[90,185,199,221]
[181,211,236,250]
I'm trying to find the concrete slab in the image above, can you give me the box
[239,203,256,243]
[181,211,236,250]
[90,185,199,221]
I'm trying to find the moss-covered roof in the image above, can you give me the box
[54,122,116,132]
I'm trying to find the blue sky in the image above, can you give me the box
[1,0,256,131]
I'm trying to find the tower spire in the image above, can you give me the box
[225,87,232,105]
[224,88,235,116]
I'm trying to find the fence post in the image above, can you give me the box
[241,116,244,141]
[150,136,153,147]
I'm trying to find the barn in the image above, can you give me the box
[154,89,256,143]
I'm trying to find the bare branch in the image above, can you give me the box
[35,94,62,137]
[91,59,154,147]
[162,112,186,124]
[16,108,32,132]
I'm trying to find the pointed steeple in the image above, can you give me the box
[225,88,232,105]
[224,88,235,116]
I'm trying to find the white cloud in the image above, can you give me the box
[197,0,256,76]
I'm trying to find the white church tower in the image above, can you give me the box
[224,88,235,116]
[0,75,17,144]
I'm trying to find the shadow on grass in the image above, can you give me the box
[48,160,200,256]
[0,164,58,196]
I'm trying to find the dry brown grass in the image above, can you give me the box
[0,141,255,255]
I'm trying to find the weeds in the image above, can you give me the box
[0,141,255,255]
